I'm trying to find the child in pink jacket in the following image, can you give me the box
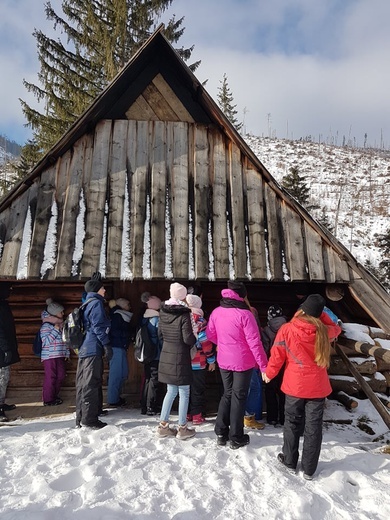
[186,294,216,425]
[206,281,268,450]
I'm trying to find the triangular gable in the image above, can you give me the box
[0,27,389,332]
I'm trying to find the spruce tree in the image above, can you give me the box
[318,207,334,233]
[375,228,390,291]
[217,73,243,132]
[19,0,198,168]
[281,166,311,206]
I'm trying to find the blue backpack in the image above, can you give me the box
[32,330,42,357]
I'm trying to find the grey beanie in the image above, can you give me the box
[46,298,64,316]
[84,271,104,293]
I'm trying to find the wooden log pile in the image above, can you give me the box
[329,323,390,408]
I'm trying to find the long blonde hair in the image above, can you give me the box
[295,309,331,368]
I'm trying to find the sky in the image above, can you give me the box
[1,0,390,148]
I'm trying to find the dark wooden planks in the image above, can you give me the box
[55,142,85,278]
[229,142,247,278]
[28,166,57,278]
[210,132,229,280]
[150,121,167,278]
[80,120,112,278]
[106,120,129,279]
[304,221,326,281]
[264,184,284,281]
[129,120,149,279]
[170,122,189,279]
[245,161,267,279]
[280,201,306,281]
[193,124,210,279]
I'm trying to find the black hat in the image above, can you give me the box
[227,280,247,298]
[84,272,104,293]
[300,294,325,318]
[267,305,283,320]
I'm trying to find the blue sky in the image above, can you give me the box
[1,0,389,149]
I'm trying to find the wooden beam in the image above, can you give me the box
[335,344,390,429]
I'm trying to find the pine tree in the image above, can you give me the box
[217,73,242,132]
[318,207,334,233]
[375,228,390,291]
[281,166,311,206]
[19,0,198,167]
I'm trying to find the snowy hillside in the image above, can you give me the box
[245,135,390,268]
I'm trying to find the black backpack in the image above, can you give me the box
[134,322,157,364]
[62,298,96,350]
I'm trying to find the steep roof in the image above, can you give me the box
[0,27,389,332]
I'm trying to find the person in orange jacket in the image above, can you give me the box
[264,294,341,480]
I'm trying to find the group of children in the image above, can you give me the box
[37,283,284,432]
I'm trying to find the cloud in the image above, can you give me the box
[1,0,389,148]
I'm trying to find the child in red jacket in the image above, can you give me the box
[264,294,341,480]
[186,294,216,425]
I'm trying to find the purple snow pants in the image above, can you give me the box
[42,357,66,403]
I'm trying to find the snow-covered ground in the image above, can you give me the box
[1,398,389,520]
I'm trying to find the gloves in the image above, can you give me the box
[4,351,12,364]
[104,345,113,361]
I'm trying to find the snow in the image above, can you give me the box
[1,399,389,520]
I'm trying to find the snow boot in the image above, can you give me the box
[277,453,297,474]
[0,406,8,423]
[244,414,265,430]
[177,424,196,440]
[156,422,177,438]
[229,434,250,450]
[192,413,205,425]
[2,403,16,411]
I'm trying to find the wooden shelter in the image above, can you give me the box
[1,27,389,398]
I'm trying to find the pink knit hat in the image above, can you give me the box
[141,292,161,311]
[169,282,187,301]
[186,294,202,309]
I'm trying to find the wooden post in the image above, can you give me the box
[335,344,390,429]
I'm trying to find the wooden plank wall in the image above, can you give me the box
[0,120,353,285]
[6,279,377,396]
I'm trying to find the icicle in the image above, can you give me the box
[98,200,108,277]
[142,193,151,279]
[188,204,195,279]
[164,186,173,278]
[120,175,133,280]
[16,206,33,280]
[40,199,58,278]
[71,189,86,276]
[208,219,215,281]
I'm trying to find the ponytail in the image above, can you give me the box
[295,309,331,368]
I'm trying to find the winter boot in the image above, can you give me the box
[192,413,205,425]
[277,453,297,474]
[230,434,250,450]
[0,406,8,423]
[2,403,16,411]
[244,414,265,430]
[156,422,177,438]
[216,434,229,446]
[177,424,196,440]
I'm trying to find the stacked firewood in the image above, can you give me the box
[328,323,390,410]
